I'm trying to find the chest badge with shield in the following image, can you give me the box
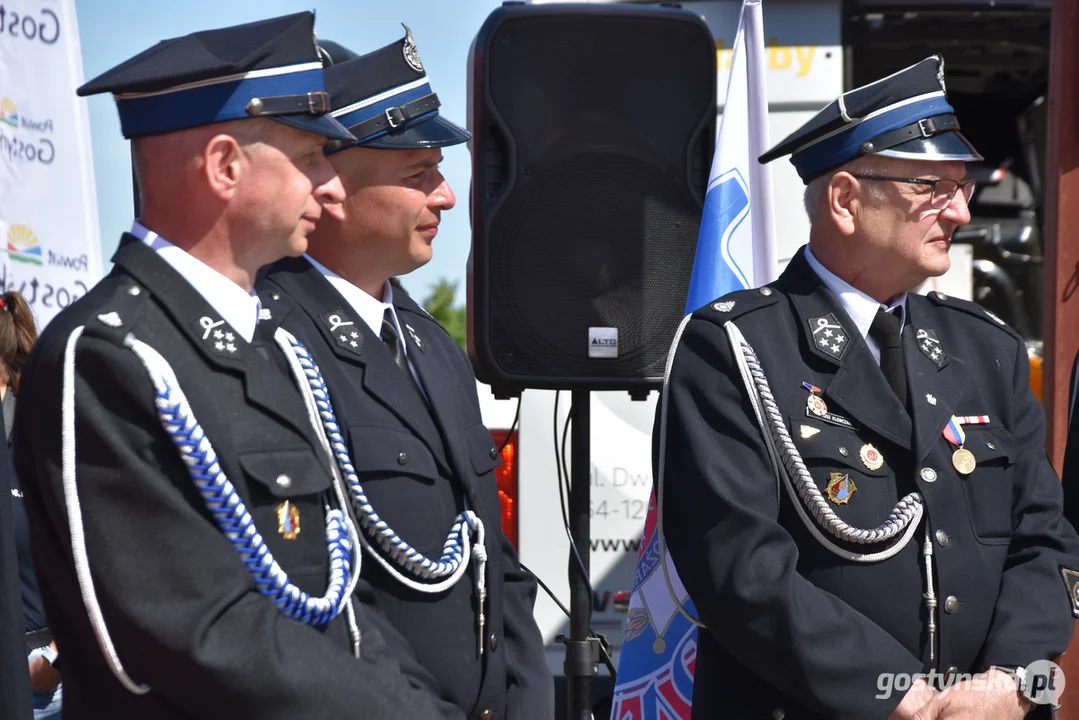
[827,473,857,504]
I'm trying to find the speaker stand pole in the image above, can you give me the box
[566,389,598,720]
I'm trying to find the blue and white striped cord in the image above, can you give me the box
[273,329,487,639]
[123,335,354,624]
[60,326,358,694]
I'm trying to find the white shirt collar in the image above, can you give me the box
[804,245,906,342]
[303,253,400,339]
[130,220,262,343]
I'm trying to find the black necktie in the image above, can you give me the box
[869,307,908,408]
[380,308,426,402]
[380,308,410,373]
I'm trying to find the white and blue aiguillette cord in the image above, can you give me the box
[274,330,489,656]
[60,322,363,694]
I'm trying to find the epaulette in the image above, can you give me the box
[924,290,1022,341]
[80,280,150,345]
[697,286,781,322]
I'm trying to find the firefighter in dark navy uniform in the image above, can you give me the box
[660,55,1079,719]
[256,30,553,720]
[12,13,468,719]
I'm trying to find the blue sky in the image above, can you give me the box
[76,0,506,303]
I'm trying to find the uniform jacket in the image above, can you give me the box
[661,247,1079,719]
[11,237,467,719]
[257,256,554,720]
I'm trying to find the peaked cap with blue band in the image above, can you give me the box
[320,25,471,152]
[77,12,353,142]
[759,56,982,183]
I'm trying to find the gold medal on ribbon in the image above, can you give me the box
[952,447,977,475]
[944,416,976,475]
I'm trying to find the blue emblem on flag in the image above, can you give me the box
[685,169,751,313]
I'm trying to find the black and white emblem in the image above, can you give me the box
[402,24,424,73]
[807,313,850,361]
[1061,567,1079,618]
[197,315,238,356]
[915,327,946,368]
[713,300,736,313]
[321,307,364,356]
[404,323,424,352]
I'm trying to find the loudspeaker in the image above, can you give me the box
[467,2,716,396]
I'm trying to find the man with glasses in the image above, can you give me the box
[659,56,1079,719]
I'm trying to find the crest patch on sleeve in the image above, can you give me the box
[1060,567,1079,617]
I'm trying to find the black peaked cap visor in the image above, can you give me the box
[874,130,983,163]
[273,113,355,142]
[356,114,471,150]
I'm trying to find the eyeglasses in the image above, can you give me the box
[851,174,977,210]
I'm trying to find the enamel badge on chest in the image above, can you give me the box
[827,472,856,504]
[276,500,301,540]
[860,443,884,471]
[802,382,857,430]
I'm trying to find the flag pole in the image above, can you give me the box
[745,0,777,286]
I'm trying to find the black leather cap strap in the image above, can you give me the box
[346,92,441,141]
[859,113,961,155]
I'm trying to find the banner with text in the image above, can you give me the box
[0,0,101,327]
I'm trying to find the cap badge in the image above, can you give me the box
[402,24,424,73]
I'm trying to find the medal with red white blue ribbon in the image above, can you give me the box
[944,416,976,474]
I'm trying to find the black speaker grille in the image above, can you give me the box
[472,9,715,386]
[490,153,697,378]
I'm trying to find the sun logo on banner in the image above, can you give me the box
[0,98,18,128]
[6,224,43,265]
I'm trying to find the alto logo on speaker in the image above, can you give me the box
[588,327,619,359]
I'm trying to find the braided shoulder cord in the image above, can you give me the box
[274,329,488,651]
[723,321,936,657]
[123,335,353,624]
[655,314,928,633]
[724,320,924,560]
[59,326,355,695]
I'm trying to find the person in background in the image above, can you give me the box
[257,30,553,720]
[0,292,60,719]
[0,304,31,720]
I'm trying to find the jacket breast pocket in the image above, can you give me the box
[958,427,1015,544]
[787,415,895,531]
[466,424,503,519]
[347,425,453,554]
[237,448,332,583]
